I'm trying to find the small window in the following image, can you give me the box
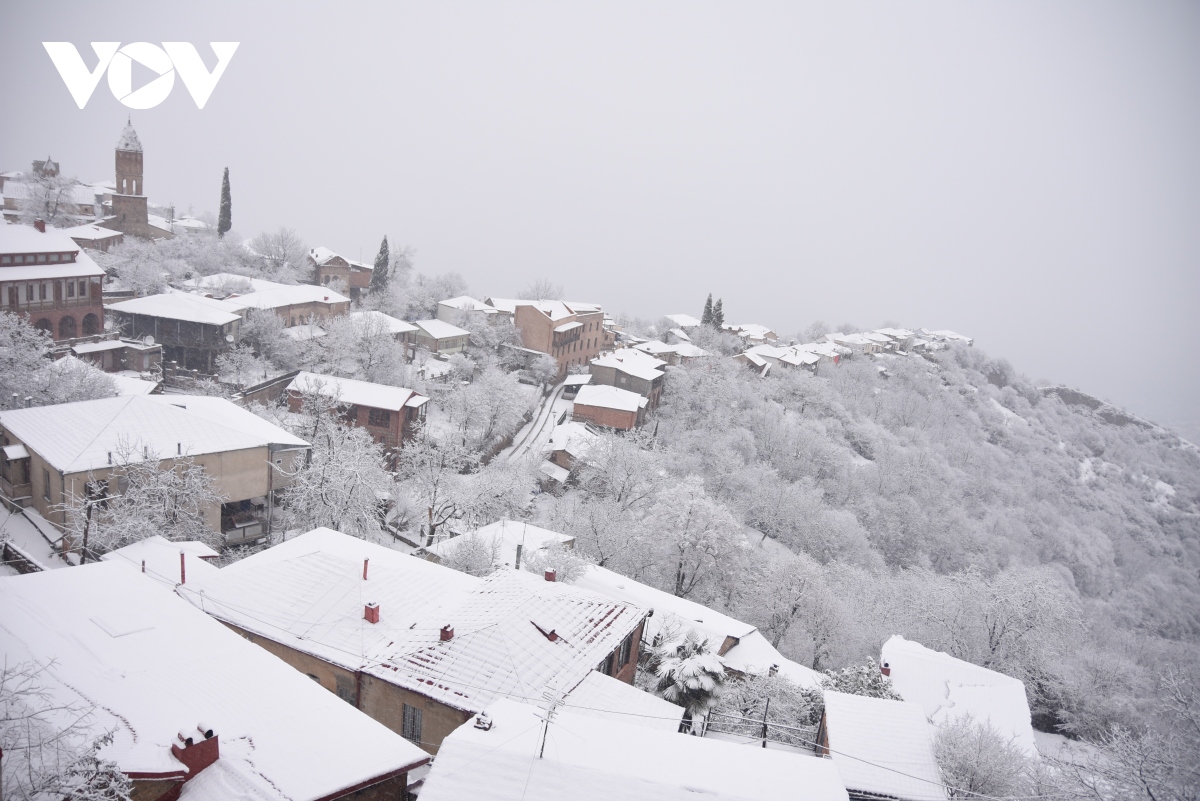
[368,408,391,427]
[43,469,51,500]
[13,255,23,264]
[306,673,321,684]
[79,280,87,297]
[1,256,10,265]
[49,253,60,262]
[66,281,75,298]
[40,284,49,301]
[37,255,46,263]
[402,704,423,745]
[619,632,634,667]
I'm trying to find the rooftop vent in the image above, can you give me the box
[544,568,557,583]
[34,219,45,233]
[440,625,454,641]
[881,660,891,677]
[364,602,379,624]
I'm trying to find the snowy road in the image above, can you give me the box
[503,381,570,463]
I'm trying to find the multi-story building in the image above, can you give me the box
[309,246,374,301]
[0,221,106,342]
[286,371,428,457]
[588,349,667,409]
[484,298,606,378]
[108,292,243,373]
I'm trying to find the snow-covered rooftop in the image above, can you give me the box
[572,384,649,413]
[546,420,599,459]
[225,282,349,311]
[561,670,684,732]
[420,698,848,801]
[349,309,418,335]
[574,564,821,688]
[485,298,602,321]
[0,395,307,473]
[591,349,666,382]
[438,295,495,313]
[424,519,575,569]
[100,534,220,589]
[414,318,470,340]
[61,222,124,241]
[0,561,427,800]
[664,313,702,328]
[117,121,142,152]
[109,292,243,326]
[881,635,1037,757]
[822,690,947,801]
[287,371,423,412]
[179,528,648,714]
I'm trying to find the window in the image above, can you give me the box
[597,653,614,676]
[66,281,75,298]
[50,254,60,262]
[37,255,46,263]
[368,408,391,427]
[402,704,423,745]
[335,674,355,704]
[1,256,10,265]
[619,632,634,667]
[79,280,87,297]
[43,469,51,500]
[39,283,48,301]
[306,673,322,684]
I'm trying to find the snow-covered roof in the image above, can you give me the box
[117,121,142,152]
[349,309,418,335]
[179,528,648,714]
[425,520,575,569]
[633,339,677,356]
[0,561,427,800]
[109,292,243,325]
[485,298,602,321]
[592,349,667,382]
[0,395,307,474]
[308,245,342,265]
[554,320,583,333]
[724,323,776,340]
[881,635,1037,757]
[101,535,220,589]
[282,323,326,341]
[185,272,274,294]
[420,698,848,801]
[225,283,349,311]
[1,222,89,255]
[414,318,470,340]
[287,371,423,412]
[538,460,571,483]
[546,420,599,459]
[572,384,649,413]
[573,565,821,688]
[664,313,702,328]
[62,222,124,241]
[562,374,593,386]
[71,339,125,354]
[438,295,495,313]
[561,670,684,732]
[822,691,947,801]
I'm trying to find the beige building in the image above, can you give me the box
[0,395,309,549]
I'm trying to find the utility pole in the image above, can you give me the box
[761,697,771,749]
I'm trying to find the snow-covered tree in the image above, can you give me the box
[0,660,133,801]
[518,278,563,300]
[654,631,726,730]
[217,167,231,237]
[13,172,88,228]
[520,540,590,584]
[59,445,226,560]
[216,344,273,389]
[819,658,903,700]
[369,236,390,295]
[712,671,825,745]
[934,715,1032,799]
[247,227,307,283]
[701,294,713,326]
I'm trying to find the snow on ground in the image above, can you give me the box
[0,505,72,571]
[499,381,570,463]
[989,397,1028,426]
[1033,731,1103,766]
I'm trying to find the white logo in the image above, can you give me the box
[43,42,239,110]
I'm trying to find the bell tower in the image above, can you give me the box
[110,118,152,236]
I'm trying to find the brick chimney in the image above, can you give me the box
[364,602,379,624]
[544,568,557,583]
[33,219,46,233]
[440,625,454,641]
[171,724,219,780]
[880,660,891,677]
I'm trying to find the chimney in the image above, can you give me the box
[881,660,891,677]
[440,625,454,641]
[171,725,219,781]
[363,558,369,580]
[180,551,186,585]
[544,568,557,583]
[34,219,46,233]
[364,602,379,624]
[24,396,32,408]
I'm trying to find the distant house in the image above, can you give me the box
[485,298,606,378]
[881,635,1038,756]
[0,394,310,547]
[816,691,947,801]
[664,312,703,330]
[0,221,107,342]
[545,419,600,472]
[0,561,428,801]
[62,221,124,252]
[286,371,429,453]
[589,349,667,409]
[413,318,470,354]
[437,295,500,325]
[71,337,162,373]
[423,519,576,569]
[308,246,374,301]
[722,323,777,344]
[420,698,849,801]
[187,273,352,327]
[572,384,649,430]
[108,292,242,372]
[179,528,650,755]
[349,309,419,345]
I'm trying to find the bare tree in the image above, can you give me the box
[248,227,308,283]
[518,278,563,301]
[13,173,88,228]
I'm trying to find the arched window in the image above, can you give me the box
[34,318,53,333]
[59,316,77,340]
[82,313,100,336]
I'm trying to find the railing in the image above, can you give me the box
[705,711,818,750]
[0,475,32,503]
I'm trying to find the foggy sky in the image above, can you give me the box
[3,1,1198,437]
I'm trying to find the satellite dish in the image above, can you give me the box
[225,334,234,343]
[143,335,155,346]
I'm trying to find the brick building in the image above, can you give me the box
[571,384,648,430]
[413,318,470,355]
[589,349,667,409]
[0,221,106,342]
[309,246,374,301]
[179,528,649,755]
[485,298,606,378]
[100,120,172,240]
[188,274,351,328]
[286,371,429,455]
[0,562,428,801]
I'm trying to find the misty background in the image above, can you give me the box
[2,1,1197,438]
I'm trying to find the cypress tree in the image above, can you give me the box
[712,298,725,328]
[369,236,390,293]
[701,294,713,326]
[217,167,232,238]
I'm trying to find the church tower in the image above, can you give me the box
[109,118,160,237]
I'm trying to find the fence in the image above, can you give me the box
[705,710,819,750]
